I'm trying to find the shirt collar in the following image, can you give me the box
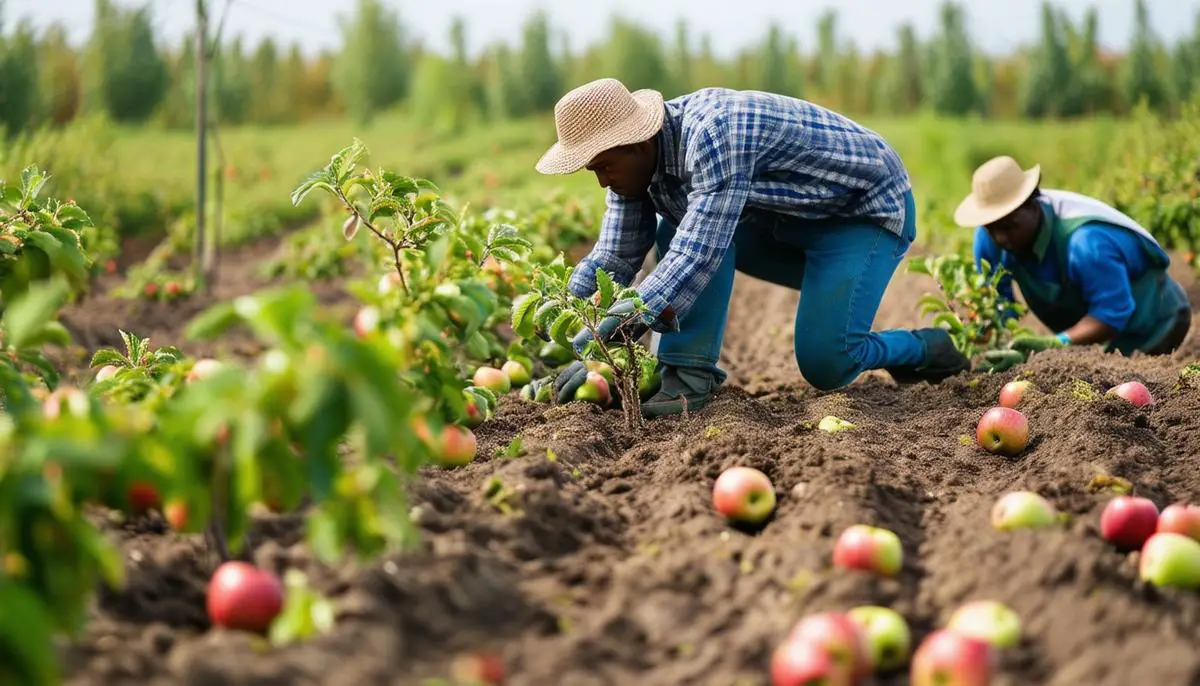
[1031,200,1054,261]
[650,102,680,184]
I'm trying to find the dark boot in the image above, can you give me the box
[640,365,721,417]
[885,328,971,384]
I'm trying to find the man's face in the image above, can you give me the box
[985,198,1042,255]
[585,140,657,199]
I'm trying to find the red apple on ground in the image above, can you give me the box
[998,380,1035,408]
[501,359,531,387]
[95,364,120,382]
[165,281,182,297]
[770,636,839,686]
[573,371,612,406]
[946,600,1022,649]
[164,499,189,530]
[910,630,996,686]
[785,612,872,680]
[1139,532,1200,590]
[975,407,1029,456]
[437,424,478,467]
[832,524,903,577]
[450,651,506,685]
[473,366,512,395]
[206,561,284,632]
[462,393,488,429]
[991,491,1057,531]
[143,282,158,298]
[1099,495,1160,550]
[1157,503,1200,542]
[1107,380,1153,407]
[847,605,912,672]
[712,466,776,525]
[127,481,161,514]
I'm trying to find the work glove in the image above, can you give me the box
[549,360,624,408]
[571,298,652,355]
[975,349,1027,374]
[1008,334,1067,357]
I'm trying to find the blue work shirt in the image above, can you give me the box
[567,87,912,332]
[974,221,1154,332]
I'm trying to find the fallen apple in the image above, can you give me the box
[1107,380,1153,407]
[473,366,512,395]
[450,651,506,685]
[832,524,903,577]
[574,371,612,407]
[712,466,776,525]
[910,629,995,686]
[438,424,478,467]
[945,600,1022,649]
[998,379,1035,408]
[1157,503,1200,542]
[164,498,189,530]
[991,491,1057,531]
[127,481,161,514]
[786,611,872,681]
[770,636,839,686]
[975,407,1029,457]
[1099,495,1160,550]
[206,561,284,632]
[1139,532,1200,591]
[847,605,911,672]
[817,415,856,433]
[501,359,532,387]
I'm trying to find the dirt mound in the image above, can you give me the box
[55,237,1200,685]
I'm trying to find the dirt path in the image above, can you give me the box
[58,233,1200,686]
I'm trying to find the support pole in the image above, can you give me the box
[194,0,209,291]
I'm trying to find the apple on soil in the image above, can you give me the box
[501,359,532,387]
[164,499,189,530]
[206,561,284,632]
[910,629,996,686]
[127,481,161,514]
[770,636,839,686]
[1157,503,1200,542]
[473,366,512,395]
[975,407,1029,457]
[998,380,1035,408]
[991,491,1057,531]
[1139,532,1200,591]
[832,524,903,577]
[450,651,506,685]
[785,612,873,681]
[847,605,912,672]
[411,417,478,467]
[1107,380,1153,407]
[1099,495,1159,550]
[712,466,776,525]
[574,371,612,407]
[945,600,1022,649]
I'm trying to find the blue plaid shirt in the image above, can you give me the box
[567,87,912,332]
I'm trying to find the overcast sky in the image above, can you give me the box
[4,0,1198,59]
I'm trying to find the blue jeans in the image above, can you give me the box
[653,190,925,391]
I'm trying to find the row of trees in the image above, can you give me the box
[1,0,1198,138]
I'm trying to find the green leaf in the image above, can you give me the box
[511,292,541,339]
[2,279,68,350]
[184,301,242,341]
[595,269,616,309]
[0,583,60,686]
[932,312,964,332]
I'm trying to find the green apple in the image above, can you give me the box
[946,600,1022,649]
[574,371,612,406]
[1139,532,1200,590]
[501,359,532,387]
[990,491,1057,531]
[847,605,912,672]
[473,365,511,394]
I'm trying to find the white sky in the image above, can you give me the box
[4,0,1198,59]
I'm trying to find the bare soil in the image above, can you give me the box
[54,230,1200,686]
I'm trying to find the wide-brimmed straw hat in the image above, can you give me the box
[953,156,1042,227]
[535,78,665,175]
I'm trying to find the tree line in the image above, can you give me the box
[1,0,1197,139]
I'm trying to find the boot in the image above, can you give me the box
[885,328,971,385]
[640,365,722,418]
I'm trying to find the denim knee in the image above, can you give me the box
[794,337,863,391]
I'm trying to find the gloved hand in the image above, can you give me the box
[552,361,589,403]
[571,298,651,355]
[1008,334,1067,357]
[975,349,1027,374]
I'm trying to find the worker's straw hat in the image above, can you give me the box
[953,156,1042,227]
[535,78,664,175]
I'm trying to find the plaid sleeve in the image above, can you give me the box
[634,110,754,333]
[567,188,658,298]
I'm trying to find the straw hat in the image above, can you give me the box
[535,78,665,175]
[953,156,1042,227]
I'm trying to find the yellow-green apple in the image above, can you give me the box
[847,605,911,672]
[574,371,612,407]
[1107,380,1153,407]
[1099,495,1160,550]
[206,561,284,632]
[1139,532,1200,590]
[832,524,903,577]
[975,407,1029,456]
[785,612,872,681]
[501,359,532,387]
[770,637,838,686]
[584,360,615,386]
[437,424,478,467]
[910,630,996,686]
[473,365,511,394]
[998,380,1035,408]
[990,491,1057,531]
[1156,503,1200,542]
[712,466,776,524]
[945,600,1022,649]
